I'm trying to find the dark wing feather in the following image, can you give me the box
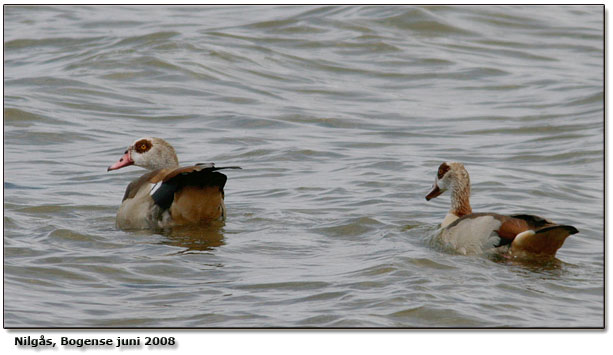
[511,224,578,256]
[151,165,240,210]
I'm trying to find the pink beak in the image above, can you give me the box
[107,150,133,171]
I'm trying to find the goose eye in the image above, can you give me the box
[134,140,151,153]
[437,163,450,179]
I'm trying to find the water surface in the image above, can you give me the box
[3,5,604,327]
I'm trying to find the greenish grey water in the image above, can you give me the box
[3,5,603,327]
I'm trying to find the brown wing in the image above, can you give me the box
[151,164,240,210]
[162,164,212,182]
[510,225,578,257]
[121,169,170,202]
[495,214,557,242]
[161,164,241,183]
[497,217,532,242]
[499,214,577,256]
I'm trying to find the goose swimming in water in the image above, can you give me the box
[108,137,240,230]
[425,162,578,257]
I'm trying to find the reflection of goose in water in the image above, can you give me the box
[108,137,240,230]
[160,223,226,252]
[426,162,578,258]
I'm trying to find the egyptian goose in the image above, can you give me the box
[425,162,578,257]
[107,137,240,230]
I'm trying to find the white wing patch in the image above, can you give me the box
[149,182,162,196]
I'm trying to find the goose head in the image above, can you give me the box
[108,137,179,172]
[426,162,472,217]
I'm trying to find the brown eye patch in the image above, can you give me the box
[437,163,450,179]
[134,139,152,153]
